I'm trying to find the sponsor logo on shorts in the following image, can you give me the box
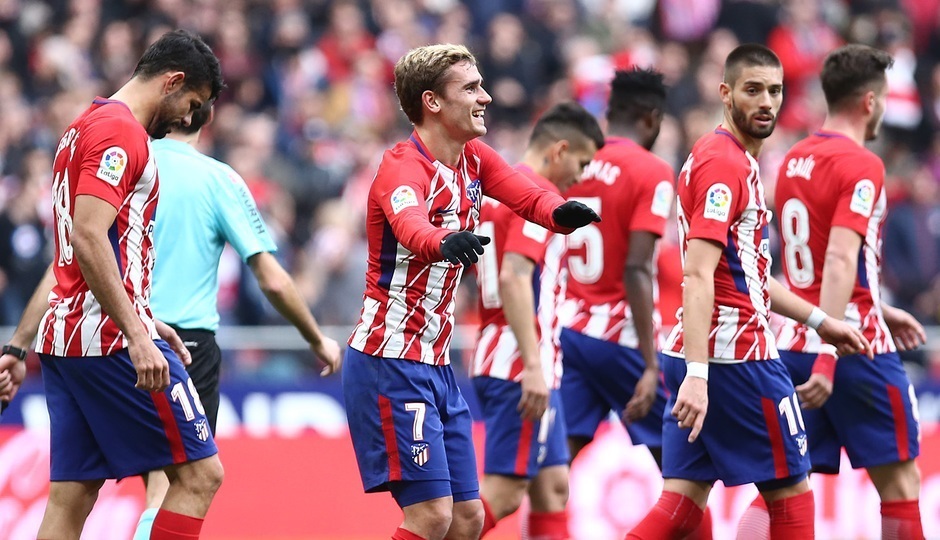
[411,442,430,466]
[796,434,808,457]
[195,419,210,442]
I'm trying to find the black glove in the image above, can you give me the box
[440,232,491,266]
[553,201,601,228]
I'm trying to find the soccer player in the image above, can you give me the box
[560,68,672,464]
[131,105,343,538]
[626,44,872,540]
[738,44,925,540]
[0,30,224,540]
[471,101,604,539]
[341,44,600,540]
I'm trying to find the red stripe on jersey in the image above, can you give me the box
[515,420,534,476]
[428,267,462,364]
[761,397,790,479]
[379,395,402,481]
[395,262,435,359]
[887,385,910,462]
[63,293,86,357]
[152,392,187,464]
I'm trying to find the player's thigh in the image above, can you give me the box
[343,348,451,494]
[699,359,812,487]
[43,340,217,480]
[660,354,719,484]
[558,328,613,439]
[439,365,480,500]
[826,352,921,470]
[780,350,842,474]
[39,356,110,481]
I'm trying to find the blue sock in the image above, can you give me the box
[133,508,159,540]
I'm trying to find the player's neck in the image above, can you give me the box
[820,115,866,146]
[606,125,643,148]
[109,79,157,132]
[414,124,467,167]
[719,120,763,158]
[520,149,550,180]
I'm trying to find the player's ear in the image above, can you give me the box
[719,82,733,108]
[422,90,440,115]
[550,140,569,163]
[863,89,876,115]
[164,71,186,95]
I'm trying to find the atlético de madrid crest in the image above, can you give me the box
[412,443,430,466]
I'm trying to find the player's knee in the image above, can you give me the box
[453,499,484,535]
[407,498,453,539]
[177,456,224,499]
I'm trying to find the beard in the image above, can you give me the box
[147,119,175,139]
[730,100,777,140]
[864,114,883,141]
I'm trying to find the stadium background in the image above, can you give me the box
[2,0,940,537]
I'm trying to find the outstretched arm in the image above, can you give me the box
[248,252,341,375]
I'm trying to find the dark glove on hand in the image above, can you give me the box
[440,232,491,266]
[553,201,601,228]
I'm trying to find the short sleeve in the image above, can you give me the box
[831,153,884,236]
[75,114,147,209]
[628,161,675,237]
[684,157,744,246]
[213,164,278,261]
[503,213,549,264]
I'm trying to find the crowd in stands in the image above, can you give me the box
[1,0,939,380]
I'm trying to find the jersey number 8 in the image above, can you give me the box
[781,199,814,288]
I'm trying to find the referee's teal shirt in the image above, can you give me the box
[150,138,277,332]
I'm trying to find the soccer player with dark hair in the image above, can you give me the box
[737,43,925,540]
[471,101,603,539]
[627,44,872,540]
[342,44,599,540]
[0,29,225,539]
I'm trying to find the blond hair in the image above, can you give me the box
[394,44,477,125]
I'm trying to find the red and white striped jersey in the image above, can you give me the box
[348,132,570,365]
[471,166,565,388]
[664,127,778,363]
[775,131,895,354]
[563,137,675,348]
[38,98,159,356]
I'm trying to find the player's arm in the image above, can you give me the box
[72,195,169,391]
[499,251,549,421]
[817,226,862,323]
[881,302,927,352]
[476,142,598,233]
[673,238,722,442]
[622,230,660,423]
[0,264,55,401]
[247,252,341,375]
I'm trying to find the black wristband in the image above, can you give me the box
[2,344,27,361]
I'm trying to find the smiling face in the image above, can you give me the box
[721,64,784,141]
[148,76,212,139]
[431,60,492,143]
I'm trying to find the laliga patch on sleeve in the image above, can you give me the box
[849,179,876,217]
[651,180,674,218]
[96,146,128,186]
[522,221,548,242]
[390,185,419,214]
[703,183,732,222]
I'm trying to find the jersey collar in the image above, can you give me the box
[714,126,746,152]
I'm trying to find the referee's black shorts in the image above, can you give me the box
[173,327,222,435]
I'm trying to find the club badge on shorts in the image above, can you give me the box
[412,442,430,466]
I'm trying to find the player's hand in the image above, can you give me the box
[128,338,170,392]
[817,316,873,359]
[440,232,491,266]
[882,305,927,351]
[623,368,658,424]
[0,358,26,402]
[312,335,342,376]
[672,373,707,443]
[553,201,601,229]
[518,365,549,421]
[154,319,191,366]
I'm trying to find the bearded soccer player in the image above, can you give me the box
[341,44,600,540]
[471,101,604,539]
[0,30,224,540]
[737,44,925,540]
[626,44,871,540]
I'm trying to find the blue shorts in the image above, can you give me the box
[473,376,569,478]
[559,328,665,448]
[342,348,479,506]
[661,355,811,487]
[780,351,920,473]
[40,340,218,481]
